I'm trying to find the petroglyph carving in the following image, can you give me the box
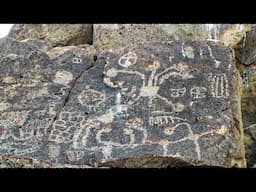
[149,113,187,126]
[190,86,207,99]
[164,122,191,136]
[208,73,229,98]
[170,87,186,98]
[96,117,146,147]
[78,89,106,111]
[0,116,48,143]
[49,111,85,144]
[72,111,147,152]
[0,114,51,156]
[33,109,48,117]
[157,63,194,84]
[105,59,194,112]
[53,70,73,86]
[72,57,82,64]
[48,144,60,160]
[10,145,41,156]
[118,52,137,68]
[1,111,29,126]
[164,121,228,160]
[181,43,195,59]
[65,149,84,161]
[0,120,14,140]
[207,45,221,68]
[11,126,35,141]
[72,119,99,149]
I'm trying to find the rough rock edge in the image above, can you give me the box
[0,155,95,168]
[229,48,247,168]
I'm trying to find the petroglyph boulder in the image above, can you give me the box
[8,24,93,47]
[101,41,245,167]
[0,38,245,167]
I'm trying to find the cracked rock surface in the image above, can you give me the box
[0,37,96,167]
[0,38,246,167]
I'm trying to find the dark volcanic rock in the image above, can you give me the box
[0,37,96,167]
[101,41,245,167]
[47,41,244,167]
[0,39,245,167]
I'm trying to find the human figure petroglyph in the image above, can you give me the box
[105,53,194,112]
[207,73,229,98]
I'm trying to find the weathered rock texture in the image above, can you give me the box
[8,24,93,47]
[0,37,96,167]
[93,24,251,51]
[235,25,256,66]
[0,38,245,167]
[234,25,256,167]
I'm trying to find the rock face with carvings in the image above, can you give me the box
[93,24,251,51]
[0,37,246,167]
[8,24,93,47]
[0,37,96,167]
